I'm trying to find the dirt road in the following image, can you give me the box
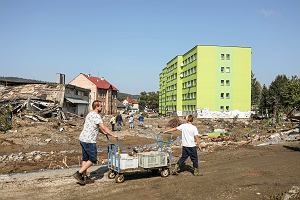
[1,143,299,200]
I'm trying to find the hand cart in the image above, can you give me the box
[107,135,174,183]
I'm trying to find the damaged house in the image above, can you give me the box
[63,84,90,116]
[0,77,90,131]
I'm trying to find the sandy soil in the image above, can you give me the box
[0,143,299,200]
[1,116,300,199]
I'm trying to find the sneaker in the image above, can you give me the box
[174,164,180,171]
[193,168,202,176]
[73,171,85,185]
[84,176,95,184]
[172,164,180,175]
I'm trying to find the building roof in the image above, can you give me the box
[82,74,118,91]
[0,77,49,86]
[126,96,139,104]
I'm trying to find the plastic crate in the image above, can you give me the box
[112,154,138,169]
[138,151,168,168]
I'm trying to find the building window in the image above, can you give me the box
[226,67,230,73]
[226,93,230,99]
[220,106,224,112]
[221,67,225,73]
[226,54,230,60]
[221,54,225,60]
[221,80,224,86]
[220,93,224,99]
[226,80,230,86]
[226,106,229,111]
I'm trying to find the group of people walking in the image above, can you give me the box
[110,113,144,131]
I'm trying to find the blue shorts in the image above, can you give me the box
[80,141,97,164]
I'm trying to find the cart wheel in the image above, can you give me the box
[108,170,116,179]
[160,169,170,177]
[115,174,125,183]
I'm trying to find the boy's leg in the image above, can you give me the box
[177,146,189,168]
[189,146,199,169]
[189,147,201,176]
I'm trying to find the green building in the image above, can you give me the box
[159,45,251,118]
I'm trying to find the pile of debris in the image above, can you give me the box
[256,126,300,146]
[0,84,78,132]
[0,150,77,166]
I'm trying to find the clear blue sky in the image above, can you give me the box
[0,0,299,94]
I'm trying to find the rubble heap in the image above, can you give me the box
[0,84,76,132]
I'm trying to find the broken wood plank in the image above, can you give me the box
[34,115,49,122]
[24,115,38,121]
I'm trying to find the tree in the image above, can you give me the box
[259,84,270,116]
[251,72,262,110]
[138,91,147,111]
[256,74,299,119]
[282,76,300,110]
[268,74,289,115]
[138,91,159,111]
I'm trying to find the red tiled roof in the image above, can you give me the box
[126,97,139,104]
[83,74,118,91]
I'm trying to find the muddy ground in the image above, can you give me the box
[0,116,300,199]
[0,143,299,200]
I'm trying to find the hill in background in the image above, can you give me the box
[117,92,140,101]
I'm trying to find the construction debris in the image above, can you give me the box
[256,126,300,146]
[283,186,300,200]
[0,84,84,132]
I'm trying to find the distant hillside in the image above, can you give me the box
[117,92,140,101]
[0,76,49,84]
